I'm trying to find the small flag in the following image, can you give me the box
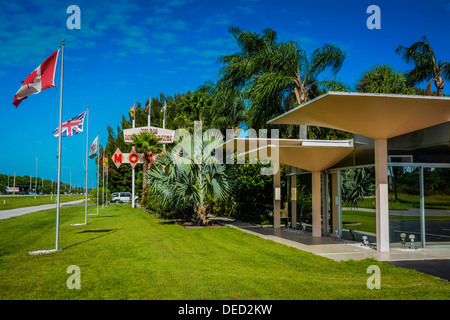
[145,99,151,112]
[89,136,99,159]
[53,111,86,137]
[129,104,135,118]
[160,102,166,113]
[103,152,108,167]
[13,49,59,107]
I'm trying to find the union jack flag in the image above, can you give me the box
[53,111,86,137]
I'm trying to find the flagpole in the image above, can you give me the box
[148,97,151,127]
[97,134,99,215]
[106,165,108,207]
[84,105,89,224]
[102,146,105,209]
[132,101,136,209]
[163,102,166,150]
[55,39,65,252]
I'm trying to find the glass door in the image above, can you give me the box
[424,167,450,247]
[388,166,422,248]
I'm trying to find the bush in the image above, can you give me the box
[89,187,111,204]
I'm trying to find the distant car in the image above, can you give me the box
[110,192,138,203]
[19,191,28,195]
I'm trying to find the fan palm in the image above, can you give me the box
[396,36,450,96]
[147,129,235,225]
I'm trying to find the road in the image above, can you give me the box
[0,199,93,220]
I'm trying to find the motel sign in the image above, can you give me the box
[111,148,144,169]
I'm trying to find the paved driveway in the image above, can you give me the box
[0,200,87,220]
[388,259,450,281]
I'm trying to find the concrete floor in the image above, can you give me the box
[212,217,450,262]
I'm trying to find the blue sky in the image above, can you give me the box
[1,0,450,188]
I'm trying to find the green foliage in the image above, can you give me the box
[147,130,236,224]
[341,168,375,208]
[228,160,274,222]
[396,36,450,95]
[89,187,110,204]
[356,65,420,94]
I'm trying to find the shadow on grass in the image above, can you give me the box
[63,229,121,250]
[76,229,118,233]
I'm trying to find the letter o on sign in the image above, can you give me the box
[129,154,139,163]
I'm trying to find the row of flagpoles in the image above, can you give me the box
[13,40,166,254]
[13,40,110,254]
[128,99,167,128]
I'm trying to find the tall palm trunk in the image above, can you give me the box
[293,72,309,139]
[142,151,149,191]
[435,75,445,96]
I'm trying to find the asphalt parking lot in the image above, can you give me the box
[388,259,450,281]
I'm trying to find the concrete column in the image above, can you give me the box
[291,174,297,228]
[312,171,321,237]
[375,138,390,252]
[331,172,339,233]
[273,162,281,228]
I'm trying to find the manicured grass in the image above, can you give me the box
[349,193,450,210]
[0,205,449,300]
[0,195,85,211]
[342,210,377,234]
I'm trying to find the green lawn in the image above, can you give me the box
[342,210,450,234]
[0,194,85,211]
[0,205,449,300]
[348,193,450,210]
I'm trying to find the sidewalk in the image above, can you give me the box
[0,199,86,220]
[212,217,450,262]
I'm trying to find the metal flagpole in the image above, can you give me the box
[84,106,89,224]
[55,39,65,251]
[97,135,99,215]
[148,97,151,127]
[29,41,64,255]
[102,146,105,209]
[35,157,37,198]
[132,100,136,208]
[106,164,108,207]
[163,102,166,150]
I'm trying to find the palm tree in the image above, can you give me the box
[147,130,235,225]
[132,132,163,195]
[218,26,347,137]
[341,168,375,209]
[356,64,419,94]
[396,36,450,96]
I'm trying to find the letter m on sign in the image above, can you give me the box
[112,148,123,169]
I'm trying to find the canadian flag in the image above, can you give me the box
[13,49,59,107]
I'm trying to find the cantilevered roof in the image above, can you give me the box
[235,139,354,172]
[268,92,450,139]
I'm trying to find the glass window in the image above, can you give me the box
[388,166,422,248]
[424,167,450,246]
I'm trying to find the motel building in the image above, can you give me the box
[222,92,450,258]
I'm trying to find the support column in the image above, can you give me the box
[291,174,297,228]
[273,162,281,228]
[312,171,321,237]
[331,172,339,233]
[375,138,390,252]
[321,172,329,235]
